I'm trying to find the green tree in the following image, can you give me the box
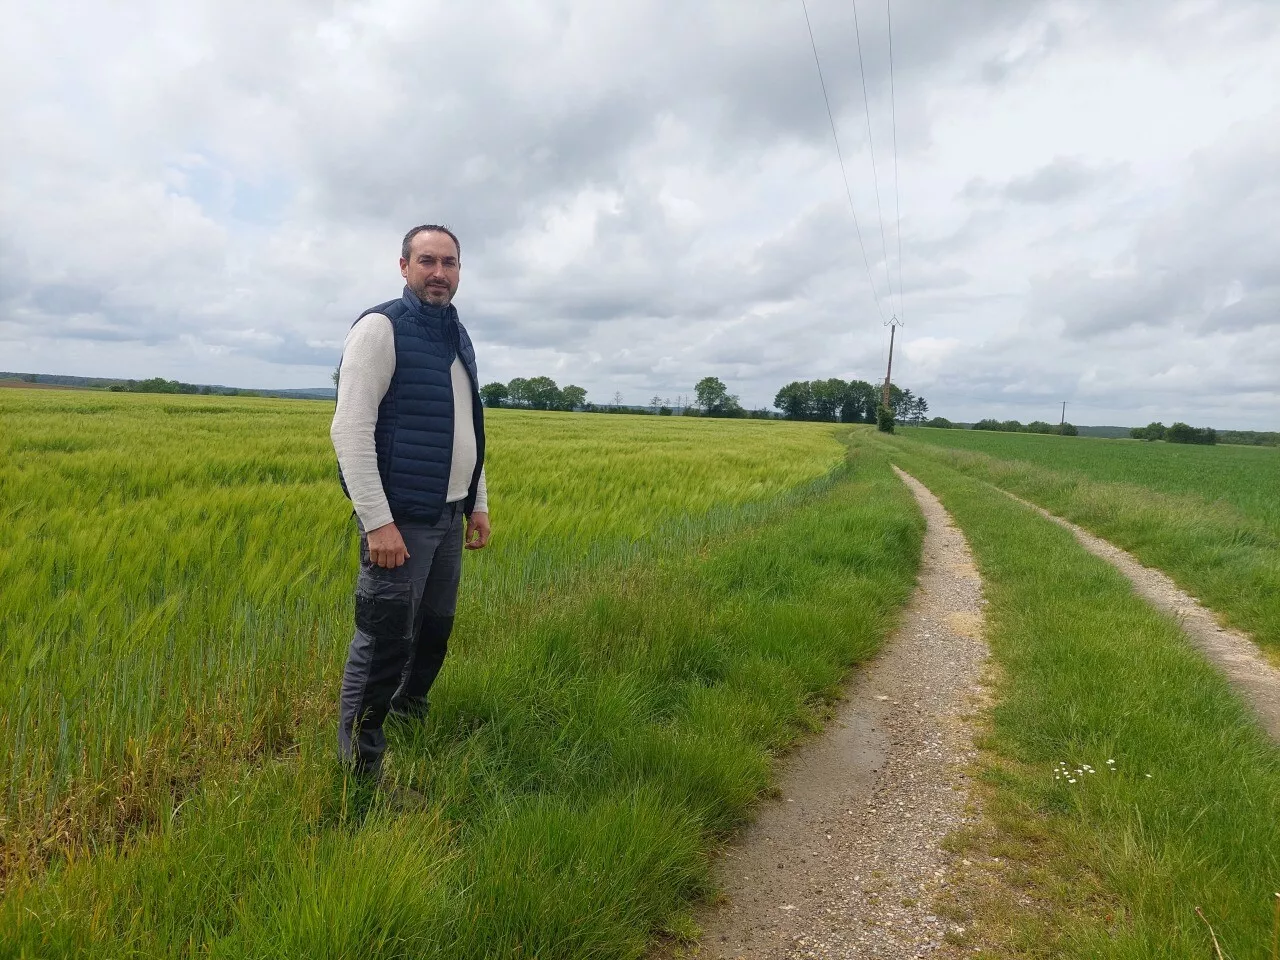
[479,382,508,408]
[876,404,895,434]
[1167,422,1216,445]
[507,377,531,407]
[889,387,919,423]
[925,416,953,428]
[136,377,181,394]
[882,384,909,422]
[810,378,847,422]
[560,385,587,411]
[694,376,726,412]
[840,380,877,423]
[1131,421,1166,441]
[526,376,562,410]
[693,376,744,417]
[773,381,814,420]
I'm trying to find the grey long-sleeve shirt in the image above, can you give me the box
[330,313,488,531]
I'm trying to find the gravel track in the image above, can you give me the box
[662,469,990,959]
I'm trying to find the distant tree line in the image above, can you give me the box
[772,379,930,425]
[107,377,261,397]
[468,374,1267,449]
[479,377,588,411]
[477,376,783,419]
[1130,421,1217,445]
[474,373,946,427]
[1217,429,1280,447]
[972,418,1079,437]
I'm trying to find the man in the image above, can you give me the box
[330,224,491,779]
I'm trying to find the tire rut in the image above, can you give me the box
[661,468,990,959]
[1000,489,1280,742]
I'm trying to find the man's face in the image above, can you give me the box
[400,230,460,306]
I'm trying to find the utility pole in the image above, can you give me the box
[881,316,904,408]
[878,317,903,433]
[1060,401,1067,429]
[881,323,896,409]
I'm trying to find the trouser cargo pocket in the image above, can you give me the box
[354,576,413,640]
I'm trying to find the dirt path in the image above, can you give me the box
[664,469,989,959]
[1002,491,1280,742]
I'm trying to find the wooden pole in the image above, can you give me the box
[882,323,896,409]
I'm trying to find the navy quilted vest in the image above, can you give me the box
[340,286,485,525]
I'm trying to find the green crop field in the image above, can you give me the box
[6,393,1279,958]
[888,427,1280,658]
[0,391,922,957]
[903,427,1280,534]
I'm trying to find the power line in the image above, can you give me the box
[849,0,895,311]
[886,0,904,323]
[841,0,903,413]
[799,0,886,322]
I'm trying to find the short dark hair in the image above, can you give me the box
[402,224,461,261]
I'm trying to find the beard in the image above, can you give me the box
[414,280,455,305]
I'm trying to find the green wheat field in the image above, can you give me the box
[3,391,1278,958]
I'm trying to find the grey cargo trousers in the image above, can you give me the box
[338,501,464,776]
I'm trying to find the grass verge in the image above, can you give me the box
[871,434,1280,958]
[2,443,921,958]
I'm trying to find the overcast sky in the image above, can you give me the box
[2,0,1277,427]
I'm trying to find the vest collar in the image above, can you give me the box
[401,286,459,327]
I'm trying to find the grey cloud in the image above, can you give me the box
[963,157,1127,205]
[1031,119,1280,342]
[898,264,971,294]
[3,0,1280,427]
[1204,285,1280,334]
[26,284,108,318]
[979,20,1062,85]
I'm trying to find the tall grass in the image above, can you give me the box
[0,392,843,880]
[1,393,922,957]
[877,434,1280,957]
[890,429,1280,656]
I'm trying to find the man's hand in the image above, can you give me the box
[367,521,410,568]
[465,511,491,550]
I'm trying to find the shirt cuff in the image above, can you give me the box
[354,501,395,533]
[472,467,488,514]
